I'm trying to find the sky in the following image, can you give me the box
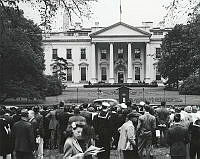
[20,0,188,31]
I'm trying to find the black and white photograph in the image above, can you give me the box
[1,0,200,158]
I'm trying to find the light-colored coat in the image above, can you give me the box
[117,120,136,150]
[63,137,84,159]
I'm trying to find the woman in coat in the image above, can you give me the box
[63,122,85,159]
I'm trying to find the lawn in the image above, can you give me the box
[45,86,200,106]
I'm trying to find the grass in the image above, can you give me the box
[45,86,200,106]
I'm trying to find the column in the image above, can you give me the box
[145,42,151,83]
[109,43,114,83]
[127,43,133,83]
[91,43,97,83]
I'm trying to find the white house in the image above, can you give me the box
[42,21,171,86]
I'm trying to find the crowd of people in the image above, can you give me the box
[0,100,200,159]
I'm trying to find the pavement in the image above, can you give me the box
[42,147,170,159]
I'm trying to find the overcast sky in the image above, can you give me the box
[21,0,188,30]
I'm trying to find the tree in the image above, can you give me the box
[0,0,97,30]
[158,24,194,88]
[51,56,68,89]
[158,14,200,89]
[0,6,46,102]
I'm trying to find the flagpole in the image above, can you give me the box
[120,0,122,22]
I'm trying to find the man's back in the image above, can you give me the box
[138,112,156,131]
[167,123,189,157]
[12,120,35,152]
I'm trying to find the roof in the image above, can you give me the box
[90,22,151,37]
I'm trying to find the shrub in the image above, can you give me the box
[45,75,62,96]
[179,76,200,95]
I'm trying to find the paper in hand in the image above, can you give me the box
[84,145,104,156]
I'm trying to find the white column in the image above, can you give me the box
[127,43,133,83]
[109,43,114,83]
[91,43,97,83]
[145,42,151,83]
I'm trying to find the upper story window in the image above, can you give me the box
[66,49,72,59]
[101,49,107,60]
[153,31,163,35]
[78,32,88,36]
[52,49,57,59]
[81,48,86,59]
[134,48,141,59]
[118,48,123,59]
[156,48,161,58]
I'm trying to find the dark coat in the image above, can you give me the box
[167,123,189,157]
[12,119,35,153]
[0,117,12,155]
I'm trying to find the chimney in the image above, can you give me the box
[95,22,99,27]
[63,9,70,32]
[75,22,82,30]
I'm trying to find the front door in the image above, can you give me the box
[118,71,124,83]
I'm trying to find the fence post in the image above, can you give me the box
[143,88,144,101]
[76,87,78,104]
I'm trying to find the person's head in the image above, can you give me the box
[82,103,88,109]
[127,112,138,124]
[102,102,110,110]
[145,100,150,106]
[126,100,132,107]
[21,109,29,120]
[74,107,80,115]
[161,101,166,107]
[71,122,84,139]
[28,110,35,120]
[174,113,181,123]
[144,105,151,113]
[33,106,39,114]
[59,101,65,108]
[192,106,198,113]
[53,105,58,110]
[0,109,5,116]
[64,105,70,112]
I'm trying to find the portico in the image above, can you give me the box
[90,22,151,84]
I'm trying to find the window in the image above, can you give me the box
[101,49,107,59]
[135,67,140,80]
[81,67,86,81]
[156,67,161,80]
[101,67,107,81]
[52,49,57,59]
[81,48,86,59]
[134,48,141,59]
[156,48,161,58]
[78,32,88,36]
[66,49,72,59]
[118,48,123,59]
[153,31,163,35]
[67,67,72,81]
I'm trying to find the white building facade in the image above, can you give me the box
[43,22,170,86]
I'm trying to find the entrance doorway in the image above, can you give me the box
[118,71,124,83]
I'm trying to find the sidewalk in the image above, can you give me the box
[42,147,170,159]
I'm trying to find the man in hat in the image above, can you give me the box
[167,114,189,159]
[156,101,170,146]
[12,109,35,159]
[118,112,139,159]
[93,102,112,159]
[137,105,156,159]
